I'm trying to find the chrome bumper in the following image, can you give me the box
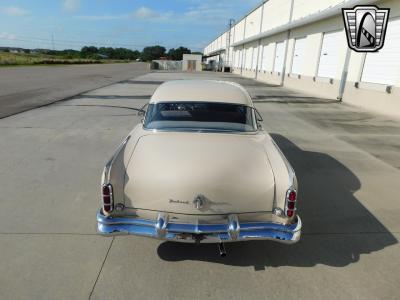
[96,210,302,244]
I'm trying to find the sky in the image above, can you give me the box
[0,0,260,52]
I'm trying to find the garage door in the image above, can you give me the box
[274,42,285,73]
[261,44,275,72]
[239,49,243,68]
[291,37,306,75]
[252,46,259,71]
[362,18,400,85]
[317,30,342,78]
[245,47,253,69]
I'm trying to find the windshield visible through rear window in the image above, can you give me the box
[143,102,256,132]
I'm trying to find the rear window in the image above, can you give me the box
[144,102,256,132]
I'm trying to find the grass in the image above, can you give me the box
[0,52,130,66]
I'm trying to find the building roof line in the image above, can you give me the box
[231,0,378,47]
[204,0,268,51]
[205,0,378,53]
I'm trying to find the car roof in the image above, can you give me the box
[150,80,253,106]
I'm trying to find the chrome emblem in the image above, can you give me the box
[342,5,390,52]
[193,195,205,209]
[169,199,189,205]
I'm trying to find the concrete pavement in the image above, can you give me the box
[0,62,149,118]
[0,70,399,300]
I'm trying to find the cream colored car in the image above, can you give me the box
[97,80,301,254]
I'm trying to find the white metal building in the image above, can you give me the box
[182,54,202,72]
[204,0,400,118]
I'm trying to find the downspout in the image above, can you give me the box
[255,2,265,80]
[337,47,351,101]
[232,23,236,70]
[280,0,295,86]
[241,17,247,76]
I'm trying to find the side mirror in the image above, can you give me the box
[137,103,149,117]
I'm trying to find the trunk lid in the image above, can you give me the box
[124,133,275,215]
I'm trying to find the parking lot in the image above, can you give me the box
[0,69,399,300]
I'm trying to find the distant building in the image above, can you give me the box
[9,48,25,54]
[182,54,202,72]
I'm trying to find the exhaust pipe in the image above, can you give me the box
[218,243,227,257]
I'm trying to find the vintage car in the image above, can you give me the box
[97,80,301,255]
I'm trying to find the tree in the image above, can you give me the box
[81,46,99,58]
[140,46,166,61]
[58,49,81,59]
[167,47,191,61]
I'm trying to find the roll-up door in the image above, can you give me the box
[261,44,275,72]
[274,41,285,73]
[252,46,259,71]
[362,18,400,85]
[317,31,342,78]
[291,37,306,75]
[245,47,253,69]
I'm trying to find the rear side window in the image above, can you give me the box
[144,102,256,132]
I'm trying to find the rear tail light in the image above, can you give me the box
[285,189,297,218]
[102,184,114,214]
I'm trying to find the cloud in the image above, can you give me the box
[80,6,174,22]
[76,14,128,21]
[130,3,249,26]
[1,6,29,16]
[0,32,17,40]
[62,0,80,12]
[133,7,158,19]
[73,1,259,28]
[132,6,173,21]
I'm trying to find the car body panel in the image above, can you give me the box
[124,132,275,215]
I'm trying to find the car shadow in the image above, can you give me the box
[157,134,397,268]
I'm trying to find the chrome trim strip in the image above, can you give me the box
[102,135,131,185]
[97,210,302,244]
[271,139,296,187]
[142,127,260,135]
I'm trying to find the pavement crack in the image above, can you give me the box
[89,236,114,300]
[58,104,143,112]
